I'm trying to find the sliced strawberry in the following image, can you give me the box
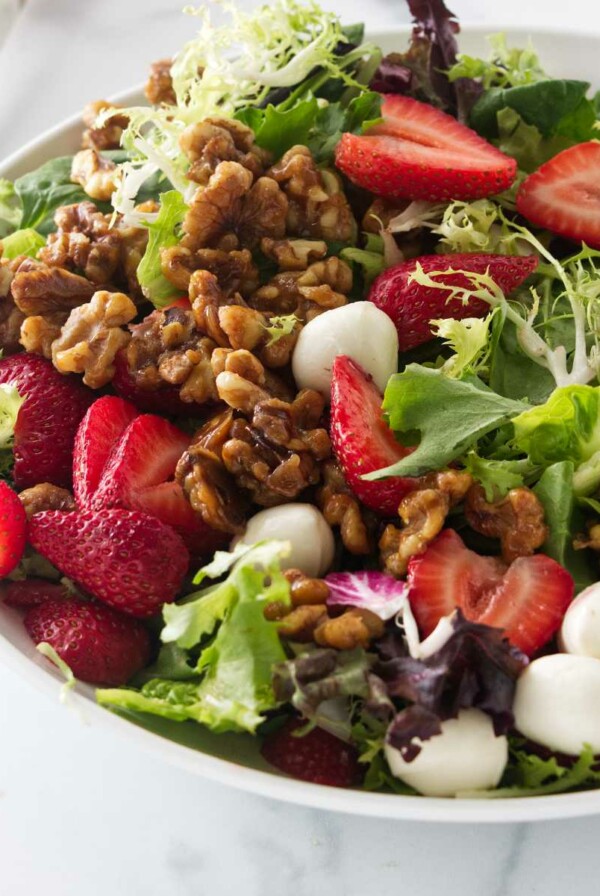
[330,356,415,516]
[407,529,574,656]
[1,578,70,610]
[369,253,538,352]
[29,509,189,618]
[25,597,151,686]
[517,142,600,248]
[0,354,93,489]
[261,719,363,788]
[73,396,139,507]
[0,482,27,576]
[335,94,517,202]
[92,414,225,556]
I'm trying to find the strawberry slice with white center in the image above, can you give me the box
[92,414,226,557]
[516,142,600,248]
[330,355,416,516]
[335,94,517,202]
[407,529,574,656]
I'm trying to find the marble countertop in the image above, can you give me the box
[1,2,600,893]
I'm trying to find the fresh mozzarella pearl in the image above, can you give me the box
[384,709,508,797]
[559,583,600,658]
[291,301,399,398]
[232,504,335,578]
[513,654,600,755]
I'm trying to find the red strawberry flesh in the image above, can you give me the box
[112,348,208,417]
[28,508,189,618]
[369,253,538,352]
[517,142,600,248]
[330,356,415,516]
[407,529,574,656]
[0,481,27,576]
[73,396,139,507]
[0,354,93,489]
[261,718,363,788]
[25,597,151,686]
[335,94,517,202]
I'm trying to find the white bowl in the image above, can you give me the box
[2,25,600,823]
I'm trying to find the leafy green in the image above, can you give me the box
[136,190,188,307]
[0,383,24,481]
[0,178,22,237]
[0,227,45,260]
[533,462,595,592]
[430,313,495,379]
[365,365,528,481]
[98,541,293,734]
[307,91,381,163]
[464,452,533,501]
[13,156,92,235]
[448,33,546,90]
[262,313,300,346]
[470,79,595,140]
[463,742,600,798]
[36,642,76,703]
[513,386,600,493]
[495,107,573,173]
[341,233,385,290]
[235,96,319,159]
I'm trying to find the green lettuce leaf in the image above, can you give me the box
[341,233,385,290]
[136,190,188,307]
[98,540,292,734]
[0,178,23,237]
[13,156,92,235]
[0,227,45,260]
[365,365,529,480]
[464,452,533,501]
[495,107,573,173]
[235,96,319,159]
[0,383,24,482]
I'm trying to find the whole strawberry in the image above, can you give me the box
[261,719,363,788]
[0,354,93,489]
[25,597,151,686]
[28,509,189,618]
[0,481,27,576]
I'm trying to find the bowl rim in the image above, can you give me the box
[2,22,600,824]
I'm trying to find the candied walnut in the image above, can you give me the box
[220,388,330,506]
[268,145,356,243]
[19,483,75,520]
[464,484,548,564]
[260,237,327,271]
[176,444,248,534]
[81,100,128,151]
[190,407,235,455]
[11,259,95,315]
[0,295,25,355]
[284,568,330,606]
[278,604,328,642]
[190,269,244,347]
[181,161,288,252]
[71,149,118,202]
[52,290,136,388]
[180,118,270,185]
[145,58,176,105]
[380,471,473,577]
[314,608,384,650]
[316,460,372,555]
[159,337,217,404]
[40,232,121,285]
[116,222,150,298]
[20,311,68,358]
[54,201,111,238]
[161,245,258,295]
[574,522,600,552]
[251,256,351,324]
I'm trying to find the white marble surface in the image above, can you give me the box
[1,1,600,893]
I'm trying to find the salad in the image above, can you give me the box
[2,0,600,800]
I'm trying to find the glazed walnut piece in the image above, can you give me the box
[51,290,137,389]
[81,100,129,151]
[379,471,473,577]
[161,245,258,295]
[260,237,328,272]
[20,311,69,358]
[0,295,25,355]
[464,483,549,564]
[314,608,385,650]
[71,149,118,202]
[176,442,248,535]
[181,161,288,252]
[145,58,176,106]
[251,256,351,325]
[11,258,95,315]
[39,202,122,285]
[268,145,356,243]
[180,118,271,186]
[316,460,372,555]
[19,483,75,520]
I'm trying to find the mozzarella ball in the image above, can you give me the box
[232,503,335,578]
[560,583,600,658]
[513,653,600,755]
[291,301,398,398]
[384,709,508,797]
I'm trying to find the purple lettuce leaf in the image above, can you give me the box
[376,610,528,760]
[386,705,442,762]
[325,570,408,621]
[370,0,482,121]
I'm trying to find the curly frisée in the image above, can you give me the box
[6,0,600,802]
